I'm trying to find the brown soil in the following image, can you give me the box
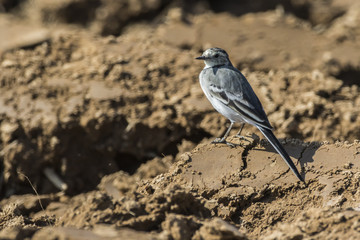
[1,0,360,239]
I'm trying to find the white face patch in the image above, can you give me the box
[201,48,230,68]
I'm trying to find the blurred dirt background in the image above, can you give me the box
[1,0,360,239]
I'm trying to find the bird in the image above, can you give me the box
[195,47,304,182]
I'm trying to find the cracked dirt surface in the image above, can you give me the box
[2,0,360,239]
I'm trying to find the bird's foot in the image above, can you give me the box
[211,137,226,144]
[235,134,251,142]
[211,138,236,148]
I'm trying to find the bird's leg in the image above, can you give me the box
[235,123,245,138]
[212,122,235,147]
[235,123,251,142]
[235,123,249,142]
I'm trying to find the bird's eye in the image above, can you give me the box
[214,54,219,58]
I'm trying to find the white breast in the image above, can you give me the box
[199,70,246,123]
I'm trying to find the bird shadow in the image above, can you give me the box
[241,135,320,181]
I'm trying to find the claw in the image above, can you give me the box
[235,134,250,143]
[226,142,236,148]
[211,138,236,148]
[211,137,225,144]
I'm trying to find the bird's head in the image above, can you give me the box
[196,48,231,68]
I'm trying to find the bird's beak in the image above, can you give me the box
[195,56,206,60]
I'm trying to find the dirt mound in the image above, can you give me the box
[2,140,360,239]
[1,0,360,239]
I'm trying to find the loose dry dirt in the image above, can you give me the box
[1,0,360,239]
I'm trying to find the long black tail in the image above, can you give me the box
[257,127,304,182]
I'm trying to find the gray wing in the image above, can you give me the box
[207,66,273,130]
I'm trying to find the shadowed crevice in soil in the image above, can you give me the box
[207,0,282,16]
[114,127,211,175]
[0,117,213,198]
[240,135,260,172]
[0,0,23,12]
[206,0,345,26]
[114,152,142,174]
[50,0,101,26]
[298,144,308,180]
[331,66,360,87]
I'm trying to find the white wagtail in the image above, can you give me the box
[196,47,303,182]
